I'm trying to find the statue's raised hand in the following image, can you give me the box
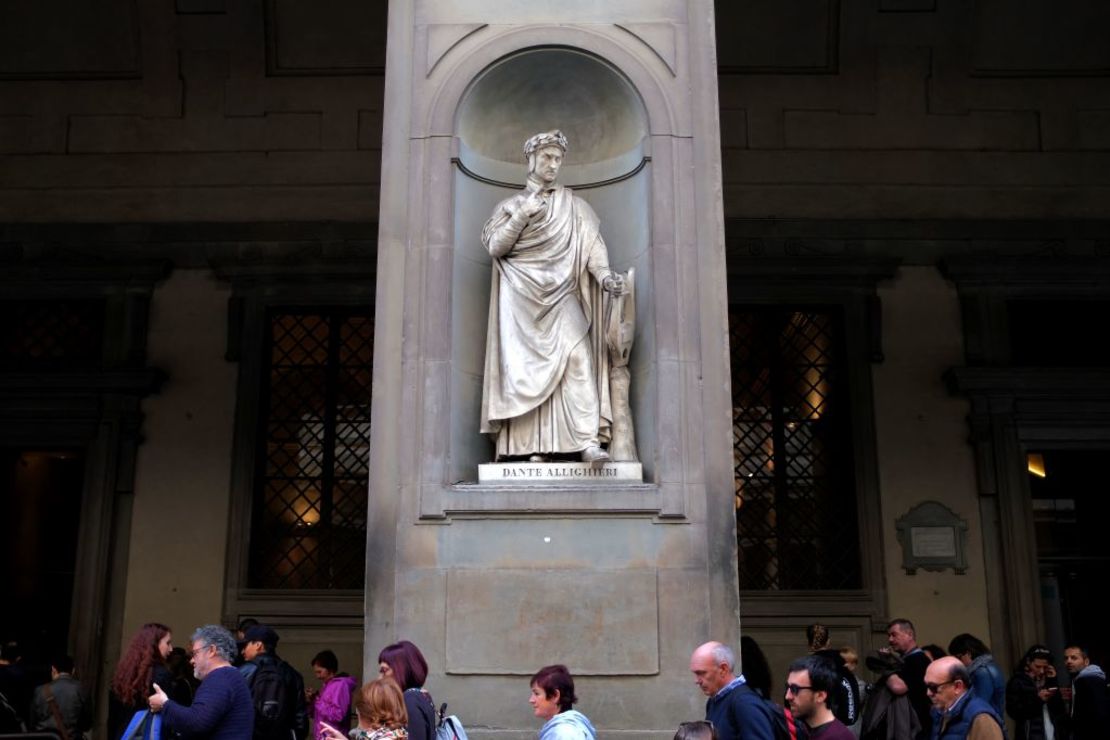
[517,191,547,219]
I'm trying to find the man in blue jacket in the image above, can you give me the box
[926,657,1003,740]
[690,641,775,740]
[150,625,254,740]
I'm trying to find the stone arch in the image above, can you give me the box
[421,24,681,140]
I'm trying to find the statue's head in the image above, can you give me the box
[523,130,568,185]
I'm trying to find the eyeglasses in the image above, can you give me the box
[784,684,814,696]
[925,680,955,694]
[190,644,212,658]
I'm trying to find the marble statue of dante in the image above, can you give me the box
[480,130,626,463]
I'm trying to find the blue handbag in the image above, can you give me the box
[120,710,162,740]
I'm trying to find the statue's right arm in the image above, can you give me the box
[482,198,529,258]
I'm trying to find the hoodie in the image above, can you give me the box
[538,710,596,740]
[311,674,359,740]
[1069,664,1109,740]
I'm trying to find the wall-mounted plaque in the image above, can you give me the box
[895,501,968,575]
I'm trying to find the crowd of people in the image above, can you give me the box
[2,617,1107,740]
[700,619,1108,740]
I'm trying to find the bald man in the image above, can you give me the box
[689,642,775,740]
[925,656,1004,740]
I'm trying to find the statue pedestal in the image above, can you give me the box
[478,461,643,484]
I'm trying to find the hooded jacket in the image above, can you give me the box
[311,674,358,740]
[538,710,596,740]
[1069,663,1109,740]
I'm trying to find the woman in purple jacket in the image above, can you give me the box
[307,651,358,740]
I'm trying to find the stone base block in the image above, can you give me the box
[477,461,643,484]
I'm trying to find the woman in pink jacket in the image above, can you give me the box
[306,650,358,740]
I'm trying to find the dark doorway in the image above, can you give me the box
[1028,450,1110,668]
[0,449,85,663]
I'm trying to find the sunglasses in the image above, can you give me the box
[925,680,955,694]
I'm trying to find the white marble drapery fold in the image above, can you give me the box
[480,185,612,458]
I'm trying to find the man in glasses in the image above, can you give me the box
[689,641,775,740]
[149,624,254,740]
[784,655,853,740]
[924,656,1003,740]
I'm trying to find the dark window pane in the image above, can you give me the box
[731,307,861,590]
[1008,300,1110,367]
[0,300,105,370]
[249,309,373,589]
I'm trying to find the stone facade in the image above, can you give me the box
[1,1,1108,738]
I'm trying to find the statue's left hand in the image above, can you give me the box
[602,274,625,295]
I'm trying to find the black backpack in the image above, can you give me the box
[834,669,861,725]
[249,660,290,740]
[814,650,860,726]
[738,685,808,740]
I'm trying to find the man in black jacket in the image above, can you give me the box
[1063,644,1109,740]
[885,619,931,740]
[240,625,308,740]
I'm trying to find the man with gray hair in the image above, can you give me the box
[481,129,626,463]
[689,641,775,740]
[149,625,254,740]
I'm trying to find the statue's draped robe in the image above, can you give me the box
[480,185,612,458]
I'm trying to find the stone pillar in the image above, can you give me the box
[367,2,735,735]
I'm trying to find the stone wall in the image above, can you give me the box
[0,0,386,222]
[717,1,1110,219]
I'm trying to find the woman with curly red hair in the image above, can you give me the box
[108,623,181,740]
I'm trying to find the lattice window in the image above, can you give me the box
[0,300,105,370]
[730,307,861,590]
[248,310,373,589]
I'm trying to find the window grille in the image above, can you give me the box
[248,310,373,589]
[730,307,861,590]
[0,300,105,370]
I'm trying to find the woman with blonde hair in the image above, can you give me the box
[321,678,408,740]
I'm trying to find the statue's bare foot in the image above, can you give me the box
[529,454,548,462]
[581,445,610,464]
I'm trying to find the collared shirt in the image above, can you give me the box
[713,675,748,701]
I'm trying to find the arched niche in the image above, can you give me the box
[448,47,657,483]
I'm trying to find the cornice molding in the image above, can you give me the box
[941,255,1110,289]
[0,369,166,396]
[946,367,1110,398]
[1,222,378,270]
[727,255,900,288]
[725,218,1110,266]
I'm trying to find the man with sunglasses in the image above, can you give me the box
[784,656,852,740]
[924,657,1003,740]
